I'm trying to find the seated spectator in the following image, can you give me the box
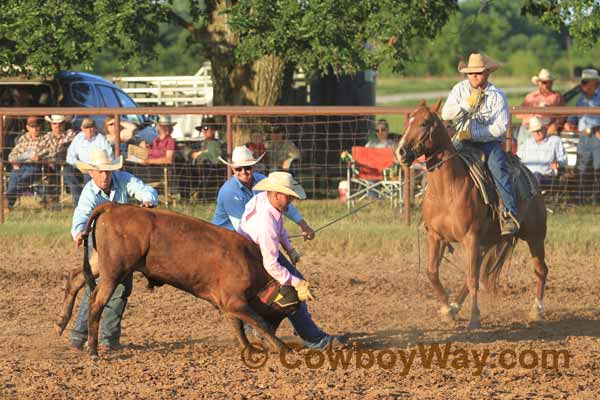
[139,115,176,165]
[264,124,301,175]
[4,117,47,212]
[517,116,567,186]
[41,115,77,201]
[103,118,137,157]
[366,119,396,148]
[516,69,565,148]
[65,118,114,204]
[191,117,222,164]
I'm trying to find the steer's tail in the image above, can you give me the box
[82,202,116,290]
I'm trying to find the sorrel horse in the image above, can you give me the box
[396,100,548,329]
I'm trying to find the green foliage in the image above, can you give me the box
[228,0,458,77]
[0,0,163,77]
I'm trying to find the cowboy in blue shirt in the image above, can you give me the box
[69,149,158,352]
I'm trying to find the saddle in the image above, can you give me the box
[456,144,538,217]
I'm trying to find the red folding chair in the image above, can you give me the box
[346,146,402,207]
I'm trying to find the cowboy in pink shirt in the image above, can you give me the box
[237,171,345,350]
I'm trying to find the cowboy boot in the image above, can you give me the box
[501,211,520,236]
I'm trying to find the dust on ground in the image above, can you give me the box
[0,238,598,399]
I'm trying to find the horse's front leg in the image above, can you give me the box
[464,234,482,329]
[426,233,454,321]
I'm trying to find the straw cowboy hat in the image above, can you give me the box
[218,145,265,168]
[458,53,501,74]
[254,171,306,199]
[581,68,600,81]
[528,116,544,132]
[45,114,70,124]
[76,149,123,173]
[531,69,555,85]
[156,115,177,126]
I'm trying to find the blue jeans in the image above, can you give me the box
[63,164,90,204]
[6,164,42,208]
[576,134,600,173]
[460,141,518,215]
[247,253,328,348]
[70,239,133,346]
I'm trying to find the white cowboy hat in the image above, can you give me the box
[218,145,265,168]
[155,115,177,126]
[76,149,123,173]
[528,116,544,132]
[253,171,306,199]
[531,68,554,85]
[44,114,70,124]
[581,69,600,81]
[458,53,501,74]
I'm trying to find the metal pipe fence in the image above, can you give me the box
[1,106,600,224]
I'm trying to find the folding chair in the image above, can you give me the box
[346,146,402,208]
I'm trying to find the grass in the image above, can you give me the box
[1,201,598,258]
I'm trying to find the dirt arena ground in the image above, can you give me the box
[0,236,598,399]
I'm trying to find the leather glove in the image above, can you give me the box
[467,90,480,107]
[288,249,302,265]
[456,130,472,141]
[296,280,316,301]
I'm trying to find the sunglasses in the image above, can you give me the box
[233,166,252,172]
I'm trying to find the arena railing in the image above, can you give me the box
[1,106,600,225]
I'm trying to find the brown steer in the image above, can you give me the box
[56,202,290,357]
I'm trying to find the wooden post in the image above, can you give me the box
[505,112,513,153]
[226,115,232,179]
[0,116,4,224]
[114,114,121,157]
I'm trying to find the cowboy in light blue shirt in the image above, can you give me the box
[517,117,567,181]
[69,149,157,352]
[212,146,314,237]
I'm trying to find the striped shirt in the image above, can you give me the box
[41,129,77,161]
[517,135,567,176]
[441,80,510,142]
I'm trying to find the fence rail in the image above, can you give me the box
[2,106,600,225]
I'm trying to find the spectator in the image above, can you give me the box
[516,69,565,148]
[191,117,222,164]
[366,119,396,148]
[41,115,77,204]
[564,69,600,178]
[3,117,46,212]
[517,116,567,185]
[69,149,158,352]
[264,124,301,174]
[65,117,113,204]
[103,118,137,157]
[140,115,176,165]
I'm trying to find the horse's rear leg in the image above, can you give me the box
[55,268,88,336]
[526,237,548,321]
[426,234,455,320]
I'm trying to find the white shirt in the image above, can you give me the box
[441,80,510,142]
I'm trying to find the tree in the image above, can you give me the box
[0,0,457,106]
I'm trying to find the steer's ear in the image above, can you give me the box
[431,98,443,114]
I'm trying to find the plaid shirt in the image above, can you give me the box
[40,129,76,161]
[8,133,47,163]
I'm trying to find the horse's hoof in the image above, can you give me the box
[467,320,481,330]
[528,309,544,322]
[440,303,460,322]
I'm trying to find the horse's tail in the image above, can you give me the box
[82,202,115,290]
[481,237,517,296]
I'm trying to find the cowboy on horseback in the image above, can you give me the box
[441,53,519,235]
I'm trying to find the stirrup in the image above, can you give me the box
[501,211,520,235]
